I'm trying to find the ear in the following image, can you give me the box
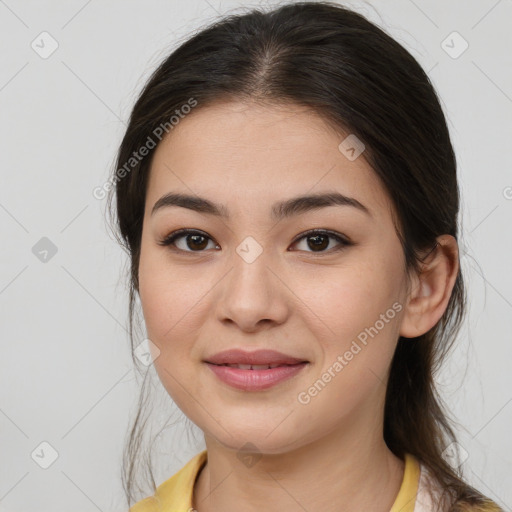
[399,234,460,339]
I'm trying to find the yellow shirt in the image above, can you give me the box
[129,450,501,512]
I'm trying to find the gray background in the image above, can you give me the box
[0,0,511,510]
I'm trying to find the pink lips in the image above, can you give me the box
[203,348,309,391]
[205,362,308,390]
[204,348,307,366]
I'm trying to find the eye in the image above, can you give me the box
[158,228,352,255]
[290,229,352,254]
[158,229,219,253]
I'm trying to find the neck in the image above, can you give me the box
[192,411,405,512]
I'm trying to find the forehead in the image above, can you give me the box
[145,100,390,217]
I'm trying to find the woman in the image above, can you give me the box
[107,2,503,510]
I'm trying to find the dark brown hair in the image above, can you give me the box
[106,2,502,510]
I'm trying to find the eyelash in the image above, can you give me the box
[157,228,352,255]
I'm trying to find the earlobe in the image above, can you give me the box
[399,235,459,339]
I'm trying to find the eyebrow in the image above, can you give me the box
[151,191,371,220]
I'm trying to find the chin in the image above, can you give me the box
[205,423,304,455]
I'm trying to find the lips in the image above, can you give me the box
[204,348,308,367]
[215,363,296,370]
[205,360,309,390]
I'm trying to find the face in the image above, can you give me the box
[138,100,410,454]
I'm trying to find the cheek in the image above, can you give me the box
[137,244,216,401]
[138,252,201,412]
[138,244,204,341]
[298,256,403,338]
[291,247,405,386]
[289,260,404,431]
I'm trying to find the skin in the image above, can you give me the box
[138,100,459,512]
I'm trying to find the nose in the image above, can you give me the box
[214,243,290,332]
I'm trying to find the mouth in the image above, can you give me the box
[208,362,306,370]
[204,361,309,390]
[203,348,308,367]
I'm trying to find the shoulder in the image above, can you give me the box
[129,495,158,512]
[129,450,208,512]
[414,459,503,512]
[413,459,446,511]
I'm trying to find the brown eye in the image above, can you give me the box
[184,233,209,250]
[290,229,352,253]
[158,228,351,255]
[158,229,218,252]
